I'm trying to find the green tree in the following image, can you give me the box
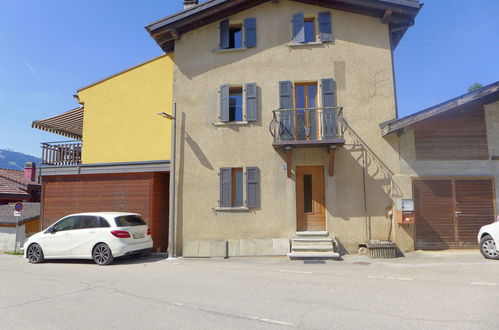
[468,82,483,92]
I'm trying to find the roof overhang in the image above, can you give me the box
[32,107,83,139]
[145,0,422,52]
[381,81,499,136]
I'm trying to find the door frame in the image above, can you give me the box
[412,176,496,249]
[296,165,326,232]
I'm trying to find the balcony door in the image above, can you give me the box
[295,82,317,140]
[296,166,326,231]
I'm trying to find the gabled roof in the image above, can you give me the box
[0,168,40,189]
[0,203,40,226]
[0,176,30,198]
[32,106,83,139]
[146,0,422,52]
[381,81,499,136]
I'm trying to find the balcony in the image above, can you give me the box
[41,140,82,166]
[270,107,346,148]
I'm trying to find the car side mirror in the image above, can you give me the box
[50,227,58,234]
[496,216,499,222]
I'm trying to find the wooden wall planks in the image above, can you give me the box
[41,172,169,252]
[413,102,489,160]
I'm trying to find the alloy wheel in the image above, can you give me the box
[27,244,41,263]
[482,239,499,257]
[93,244,111,265]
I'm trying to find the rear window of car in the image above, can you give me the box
[114,215,146,227]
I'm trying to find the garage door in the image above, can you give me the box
[414,178,495,250]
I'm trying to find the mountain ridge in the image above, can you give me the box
[0,149,41,170]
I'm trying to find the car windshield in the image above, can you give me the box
[114,215,146,227]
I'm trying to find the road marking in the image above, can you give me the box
[471,282,499,286]
[248,316,294,326]
[279,269,313,274]
[368,275,413,281]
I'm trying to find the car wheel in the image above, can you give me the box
[27,243,44,264]
[479,235,499,260]
[92,243,114,265]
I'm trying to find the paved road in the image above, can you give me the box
[0,251,498,329]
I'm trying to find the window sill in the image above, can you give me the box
[213,121,249,126]
[214,206,250,212]
[214,47,248,53]
[286,41,325,47]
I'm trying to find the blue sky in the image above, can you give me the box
[0,0,498,157]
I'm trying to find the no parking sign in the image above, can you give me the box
[14,202,23,217]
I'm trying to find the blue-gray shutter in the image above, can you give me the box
[245,83,257,122]
[220,19,230,49]
[292,13,305,43]
[219,168,232,207]
[244,17,257,48]
[220,84,230,122]
[318,12,332,42]
[246,167,259,208]
[279,81,294,141]
[321,78,337,139]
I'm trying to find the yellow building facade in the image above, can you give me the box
[78,54,174,164]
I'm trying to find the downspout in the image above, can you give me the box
[361,146,370,242]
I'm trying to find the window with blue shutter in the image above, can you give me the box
[244,18,257,48]
[318,12,332,42]
[219,168,232,207]
[245,83,257,122]
[220,19,230,49]
[321,78,337,139]
[279,81,294,141]
[292,13,305,43]
[246,167,260,208]
[220,84,230,122]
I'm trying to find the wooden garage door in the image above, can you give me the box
[414,178,495,250]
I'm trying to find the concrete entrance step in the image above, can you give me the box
[288,251,340,260]
[295,231,329,237]
[292,238,333,243]
[292,245,334,251]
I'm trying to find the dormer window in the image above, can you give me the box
[219,18,257,50]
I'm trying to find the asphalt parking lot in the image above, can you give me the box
[1,251,498,329]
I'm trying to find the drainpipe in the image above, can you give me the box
[170,103,177,257]
[157,103,177,258]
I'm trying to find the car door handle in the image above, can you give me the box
[89,231,95,234]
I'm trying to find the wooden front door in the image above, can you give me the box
[414,178,495,249]
[296,166,326,231]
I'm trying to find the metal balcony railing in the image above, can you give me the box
[41,140,82,166]
[270,107,345,144]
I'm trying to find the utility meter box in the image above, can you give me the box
[395,199,415,224]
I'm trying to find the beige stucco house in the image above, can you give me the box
[146,0,423,257]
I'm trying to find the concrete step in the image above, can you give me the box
[295,231,329,237]
[292,238,333,243]
[288,251,340,260]
[292,245,334,252]
[292,241,333,248]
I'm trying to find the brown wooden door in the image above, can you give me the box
[296,166,325,231]
[414,178,495,250]
[455,179,495,247]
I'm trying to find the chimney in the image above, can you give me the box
[24,162,36,182]
[183,0,198,9]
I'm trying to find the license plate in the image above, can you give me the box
[133,233,145,239]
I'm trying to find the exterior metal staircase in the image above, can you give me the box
[288,231,340,260]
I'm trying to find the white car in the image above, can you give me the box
[24,212,153,265]
[478,217,499,260]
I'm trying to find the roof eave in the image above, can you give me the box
[382,81,499,136]
[146,0,422,52]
